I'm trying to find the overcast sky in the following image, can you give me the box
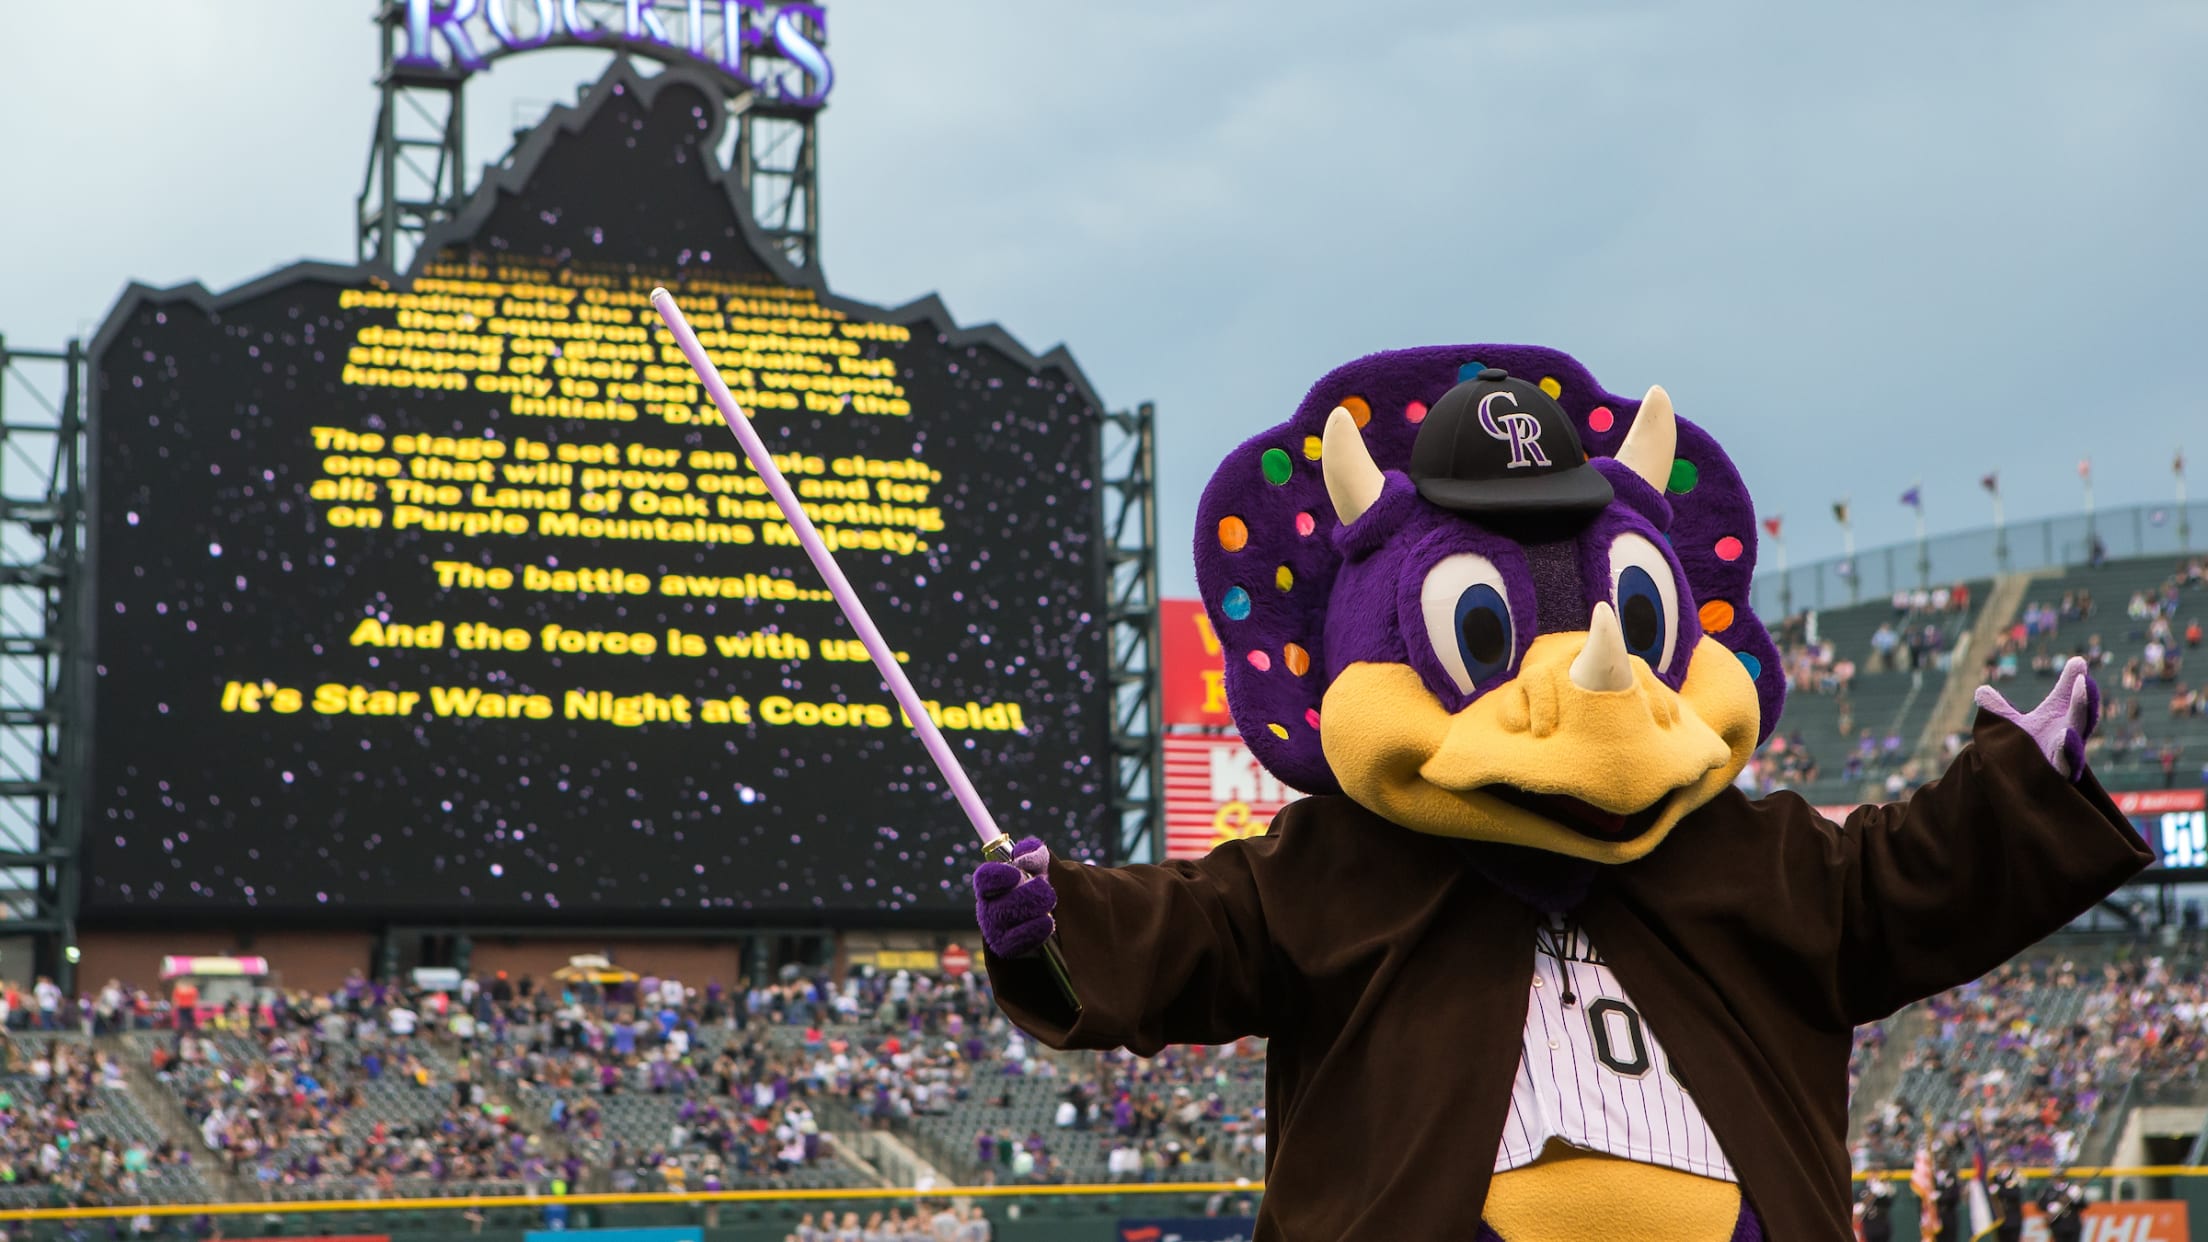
[5,0,2203,598]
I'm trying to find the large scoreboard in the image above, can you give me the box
[87,65,1113,920]
[2117,790,2208,871]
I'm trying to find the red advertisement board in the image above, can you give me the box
[2021,1199,2188,1241]
[1158,599,1234,727]
[1164,735,1302,859]
[2111,788,2208,815]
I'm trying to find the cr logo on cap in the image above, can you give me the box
[1477,390,1551,470]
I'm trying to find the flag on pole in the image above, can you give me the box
[2078,457,2092,480]
[1762,515,1782,539]
[1912,1145,1939,1238]
[1980,472,1999,496]
[1833,500,1851,525]
[2179,449,2187,477]
[1900,486,1922,511]
[1967,1143,1999,1241]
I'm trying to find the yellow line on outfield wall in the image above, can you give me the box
[0,1183,1266,1223]
[11,1169,2207,1223]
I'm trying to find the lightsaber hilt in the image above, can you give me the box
[981,833,1081,1015]
[650,288,1079,1014]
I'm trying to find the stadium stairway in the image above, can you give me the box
[112,1033,259,1201]
[795,1089,913,1187]
[1911,571,2040,765]
[1845,1008,1927,1141]
[834,1127,944,1189]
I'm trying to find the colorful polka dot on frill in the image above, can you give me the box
[1248,650,1272,671]
[1261,448,1294,485]
[1268,723,1291,740]
[1698,600,1735,633]
[1295,512,1316,537]
[1275,565,1294,591]
[1302,435,1323,461]
[1222,587,1252,620]
[1283,643,1310,676]
[1538,377,1562,399]
[1340,396,1372,428]
[1736,651,1763,680]
[1218,516,1248,552]
[1406,400,1428,424]
[1668,459,1699,495]
[1713,536,1743,562]
[1304,708,1322,730]
[1588,406,1614,434]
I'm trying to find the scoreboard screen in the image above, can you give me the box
[86,66,1113,918]
[2117,791,2208,870]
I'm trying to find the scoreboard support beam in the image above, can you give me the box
[0,338,87,990]
[737,103,822,269]
[358,4,468,271]
[1099,402,1164,864]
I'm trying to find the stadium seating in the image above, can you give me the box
[0,1032,212,1207]
[1754,581,1987,804]
[2009,555,2208,789]
[1846,939,2208,1173]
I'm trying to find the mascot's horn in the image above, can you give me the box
[1615,385,1677,493]
[1570,601,1636,693]
[1322,405,1385,526]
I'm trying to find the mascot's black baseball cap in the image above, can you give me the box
[1408,367,1614,517]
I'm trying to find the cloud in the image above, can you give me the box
[4,0,2203,601]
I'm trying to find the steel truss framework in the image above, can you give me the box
[1097,403,1164,863]
[0,339,86,982]
[356,0,823,272]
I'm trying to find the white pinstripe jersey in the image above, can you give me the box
[1493,916,1736,1181]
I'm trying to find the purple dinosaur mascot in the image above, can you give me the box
[975,348,2145,1241]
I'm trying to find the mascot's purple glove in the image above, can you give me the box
[1973,656,2101,782]
[973,836,1057,959]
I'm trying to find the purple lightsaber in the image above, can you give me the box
[650,288,1078,1010]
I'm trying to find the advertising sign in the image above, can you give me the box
[1158,598,1232,727]
[1163,734,1299,859]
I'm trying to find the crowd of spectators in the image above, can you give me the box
[25,927,2208,1217]
[1851,947,2208,1174]
[1086,1041,1266,1182]
[410,968,880,1195]
[790,1203,992,1241]
[1869,599,1969,676]
[1746,586,1979,798]
[1990,558,2208,782]
[0,976,173,1035]
[0,1037,198,1205]
[151,995,545,1197]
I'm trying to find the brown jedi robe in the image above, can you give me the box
[987,714,2152,1241]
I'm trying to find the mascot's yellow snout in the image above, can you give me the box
[1321,603,1762,864]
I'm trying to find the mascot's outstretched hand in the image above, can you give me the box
[973,837,1056,958]
[1973,655,2101,781]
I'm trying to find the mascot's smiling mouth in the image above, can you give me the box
[1482,786,1672,842]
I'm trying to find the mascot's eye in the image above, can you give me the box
[1607,533,1680,674]
[1419,553,1515,695]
